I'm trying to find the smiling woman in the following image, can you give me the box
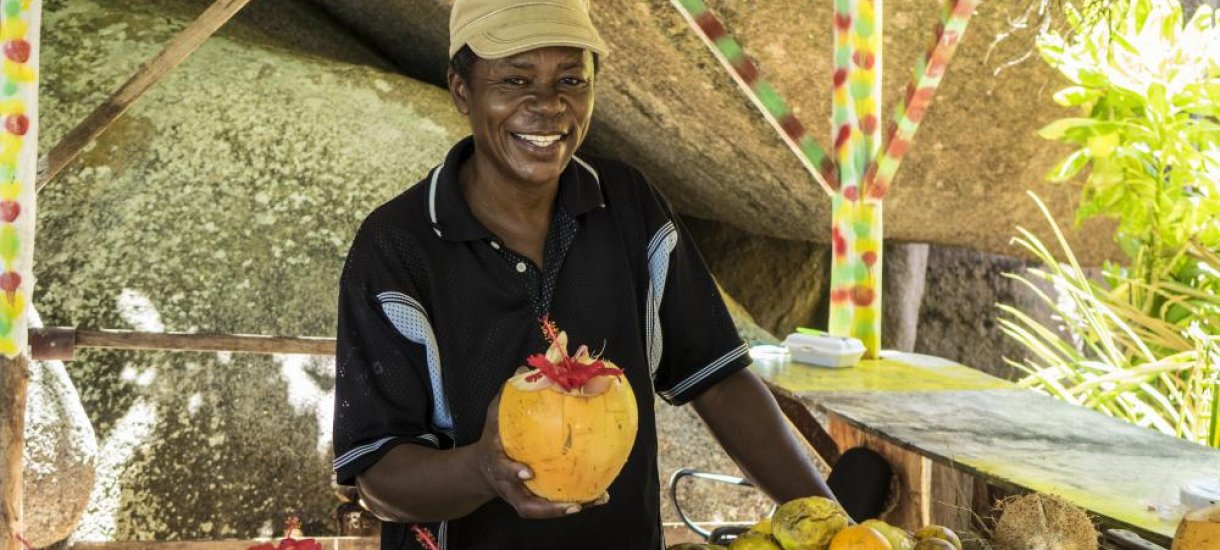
[332,1,837,549]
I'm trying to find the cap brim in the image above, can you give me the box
[466,20,608,59]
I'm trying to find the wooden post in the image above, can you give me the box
[0,357,26,550]
[36,0,253,192]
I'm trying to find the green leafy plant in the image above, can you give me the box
[1000,0,1220,446]
[1037,0,1219,318]
[1000,194,1219,445]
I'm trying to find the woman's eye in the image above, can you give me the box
[561,77,587,87]
[503,77,527,86]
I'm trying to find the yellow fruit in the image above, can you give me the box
[498,326,639,502]
[911,539,956,550]
[861,520,913,550]
[1173,503,1220,550]
[729,532,782,550]
[772,496,850,550]
[751,517,774,535]
[913,525,961,550]
[829,525,893,550]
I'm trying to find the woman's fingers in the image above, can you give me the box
[586,492,610,507]
[479,390,589,518]
[495,476,579,518]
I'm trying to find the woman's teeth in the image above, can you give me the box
[515,133,564,147]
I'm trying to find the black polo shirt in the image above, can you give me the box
[333,137,750,549]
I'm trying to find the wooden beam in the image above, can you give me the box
[0,357,27,550]
[28,328,335,359]
[28,328,335,358]
[35,0,254,192]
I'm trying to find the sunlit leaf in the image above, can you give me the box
[1047,149,1091,182]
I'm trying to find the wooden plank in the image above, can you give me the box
[929,461,974,534]
[36,0,253,192]
[756,353,1015,395]
[814,390,1220,545]
[28,328,335,358]
[755,352,1220,546]
[827,412,930,530]
[0,357,27,550]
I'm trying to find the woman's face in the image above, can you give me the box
[449,46,596,189]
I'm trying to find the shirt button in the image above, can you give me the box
[516,262,527,273]
[490,241,501,250]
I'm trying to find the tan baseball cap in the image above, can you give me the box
[449,0,609,60]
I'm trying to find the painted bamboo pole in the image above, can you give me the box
[862,0,977,200]
[828,0,885,357]
[0,0,38,548]
[669,0,839,195]
[672,0,978,357]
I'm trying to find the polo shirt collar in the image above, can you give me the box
[428,136,606,242]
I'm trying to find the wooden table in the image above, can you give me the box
[753,350,1220,546]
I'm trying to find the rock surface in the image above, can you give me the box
[306,0,1119,264]
[24,313,98,548]
[38,0,465,540]
[915,245,1054,380]
[686,217,829,338]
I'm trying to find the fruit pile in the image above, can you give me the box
[669,496,963,550]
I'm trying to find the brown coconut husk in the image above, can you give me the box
[992,493,1099,550]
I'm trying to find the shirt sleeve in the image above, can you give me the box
[332,221,451,486]
[638,175,752,406]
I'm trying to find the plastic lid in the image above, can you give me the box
[1182,479,1220,510]
[783,332,866,354]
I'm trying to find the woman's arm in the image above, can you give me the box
[356,396,588,523]
[691,368,836,503]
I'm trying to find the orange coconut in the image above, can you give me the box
[498,324,639,502]
[830,524,894,550]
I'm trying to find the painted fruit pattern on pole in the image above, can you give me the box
[672,0,976,358]
[828,0,884,356]
[0,0,36,359]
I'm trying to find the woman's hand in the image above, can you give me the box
[475,394,609,518]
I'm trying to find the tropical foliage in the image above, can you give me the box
[1000,0,1220,446]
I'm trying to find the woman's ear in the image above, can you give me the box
[447,68,471,116]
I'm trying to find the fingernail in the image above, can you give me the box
[565,506,580,515]
[517,469,531,480]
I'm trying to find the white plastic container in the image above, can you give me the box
[782,332,865,368]
[1182,479,1220,510]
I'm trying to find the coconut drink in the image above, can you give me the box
[498,318,639,502]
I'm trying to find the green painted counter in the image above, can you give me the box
[751,350,1220,545]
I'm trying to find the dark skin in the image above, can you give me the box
[355,46,835,525]
[454,46,596,266]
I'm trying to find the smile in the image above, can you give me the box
[511,132,568,148]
